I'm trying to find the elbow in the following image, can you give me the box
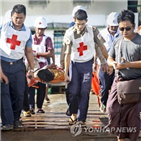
[25,48,33,54]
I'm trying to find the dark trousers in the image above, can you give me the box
[28,82,46,109]
[68,59,93,122]
[98,65,114,106]
[66,85,70,106]
[1,60,25,124]
[66,69,71,106]
[23,78,30,111]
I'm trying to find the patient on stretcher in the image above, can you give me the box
[27,64,65,87]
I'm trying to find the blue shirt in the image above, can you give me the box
[69,22,75,28]
[0,21,32,62]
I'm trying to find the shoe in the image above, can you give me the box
[100,103,106,113]
[76,121,86,128]
[23,111,31,117]
[1,124,13,131]
[37,109,45,113]
[76,121,86,125]
[30,108,35,114]
[66,108,71,116]
[46,98,50,103]
[13,121,24,129]
[68,117,77,125]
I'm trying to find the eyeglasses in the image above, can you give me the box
[119,27,132,31]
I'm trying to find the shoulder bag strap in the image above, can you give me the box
[116,39,122,79]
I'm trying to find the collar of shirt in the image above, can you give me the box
[33,34,45,45]
[9,21,26,31]
[106,27,120,38]
[74,25,88,39]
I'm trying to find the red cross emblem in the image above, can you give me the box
[77,42,87,56]
[6,35,21,50]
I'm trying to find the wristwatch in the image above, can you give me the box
[30,69,34,73]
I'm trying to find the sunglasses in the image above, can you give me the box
[119,27,132,31]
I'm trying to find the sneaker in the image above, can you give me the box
[100,103,106,113]
[30,108,35,114]
[13,121,24,129]
[1,124,13,131]
[23,111,31,117]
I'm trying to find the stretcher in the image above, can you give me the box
[91,72,101,107]
[27,65,65,88]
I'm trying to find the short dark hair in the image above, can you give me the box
[74,9,88,20]
[117,10,135,25]
[11,4,26,16]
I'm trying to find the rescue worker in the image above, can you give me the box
[64,9,108,125]
[0,4,34,130]
[96,12,120,112]
[28,16,55,114]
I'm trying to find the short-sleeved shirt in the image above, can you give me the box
[109,34,141,80]
[64,25,105,62]
[32,34,53,51]
[32,34,54,67]
[65,26,105,53]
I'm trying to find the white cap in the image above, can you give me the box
[72,5,86,17]
[34,16,47,28]
[107,12,119,26]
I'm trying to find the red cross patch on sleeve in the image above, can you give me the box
[65,36,71,45]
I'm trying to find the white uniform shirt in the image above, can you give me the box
[65,25,95,63]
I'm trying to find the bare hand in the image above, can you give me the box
[107,66,114,75]
[1,72,8,84]
[114,58,129,70]
[93,62,97,72]
[65,74,71,83]
[112,61,117,69]
[47,63,57,69]
[27,71,34,79]
[101,64,107,72]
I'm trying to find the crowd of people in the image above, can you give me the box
[0,3,141,141]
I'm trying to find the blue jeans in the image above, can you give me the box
[98,65,114,106]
